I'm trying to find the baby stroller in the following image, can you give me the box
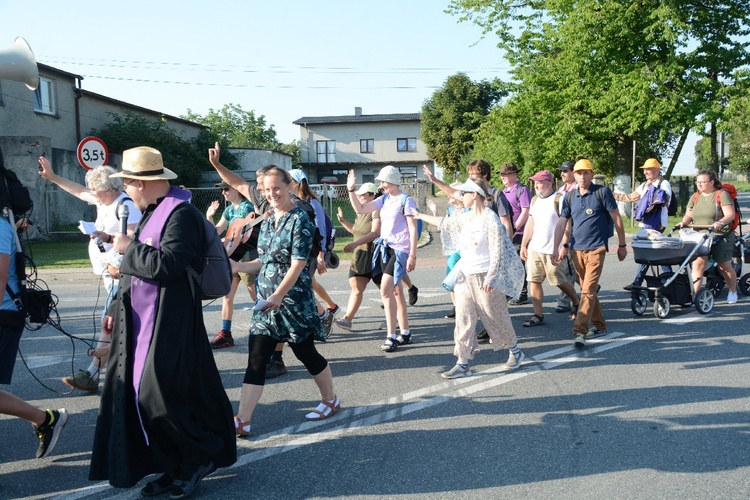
[704,220,750,297]
[629,226,715,318]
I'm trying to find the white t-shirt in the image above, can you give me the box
[528,193,560,255]
[87,193,142,276]
[459,212,491,275]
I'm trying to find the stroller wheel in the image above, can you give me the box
[631,293,647,316]
[694,288,714,314]
[654,296,670,319]
[706,276,724,297]
[740,273,750,296]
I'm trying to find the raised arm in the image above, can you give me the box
[38,156,96,204]
[423,164,459,201]
[208,142,253,200]
[346,170,378,214]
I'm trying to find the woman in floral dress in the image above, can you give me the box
[231,167,339,436]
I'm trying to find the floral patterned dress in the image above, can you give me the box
[252,206,324,343]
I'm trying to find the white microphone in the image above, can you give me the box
[118,203,129,235]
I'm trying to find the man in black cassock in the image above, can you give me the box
[89,146,236,498]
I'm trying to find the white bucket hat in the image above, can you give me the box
[375,165,401,185]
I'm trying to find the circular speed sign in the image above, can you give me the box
[77,137,109,170]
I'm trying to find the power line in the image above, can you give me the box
[39,55,511,74]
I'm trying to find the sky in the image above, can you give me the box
[1,0,696,174]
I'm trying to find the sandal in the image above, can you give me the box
[569,304,579,321]
[140,472,176,497]
[522,314,544,328]
[305,396,341,421]
[395,333,412,346]
[234,416,251,437]
[381,337,397,352]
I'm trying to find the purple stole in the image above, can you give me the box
[130,187,191,443]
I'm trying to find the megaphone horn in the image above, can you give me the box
[0,37,39,91]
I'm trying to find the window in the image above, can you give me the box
[33,77,56,115]
[362,175,375,183]
[397,137,417,152]
[360,139,374,153]
[316,140,336,163]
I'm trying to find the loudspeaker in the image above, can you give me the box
[0,37,38,90]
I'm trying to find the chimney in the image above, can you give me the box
[354,107,362,117]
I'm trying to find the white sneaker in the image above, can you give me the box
[441,364,472,379]
[727,291,738,304]
[501,350,526,372]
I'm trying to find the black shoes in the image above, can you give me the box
[408,285,419,306]
[445,307,456,319]
[35,408,68,459]
[265,359,288,379]
[170,462,215,499]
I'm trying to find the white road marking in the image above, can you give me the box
[52,331,648,499]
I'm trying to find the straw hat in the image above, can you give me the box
[110,146,177,180]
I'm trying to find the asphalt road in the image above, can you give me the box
[1,197,749,500]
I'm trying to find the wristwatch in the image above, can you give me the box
[562,243,569,248]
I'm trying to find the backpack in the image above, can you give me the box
[322,210,336,254]
[690,183,742,232]
[565,184,614,238]
[382,193,423,239]
[0,149,33,216]
[186,216,233,300]
[654,179,678,216]
[488,188,516,233]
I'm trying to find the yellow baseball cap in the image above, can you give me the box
[573,159,593,172]
[641,158,661,169]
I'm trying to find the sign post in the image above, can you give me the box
[76,137,109,170]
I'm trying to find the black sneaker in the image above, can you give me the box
[266,359,288,379]
[35,408,68,459]
[509,296,528,306]
[477,329,490,344]
[445,307,456,319]
[408,285,419,306]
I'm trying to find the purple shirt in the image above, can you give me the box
[503,183,532,235]
[373,193,417,254]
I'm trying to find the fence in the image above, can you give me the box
[45,182,430,239]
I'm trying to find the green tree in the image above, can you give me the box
[184,103,300,165]
[421,73,503,177]
[92,112,238,186]
[722,72,750,173]
[448,0,750,179]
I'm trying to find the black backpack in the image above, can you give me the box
[0,148,33,216]
[655,179,678,216]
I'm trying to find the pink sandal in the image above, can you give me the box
[305,397,341,421]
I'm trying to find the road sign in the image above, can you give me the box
[76,136,109,170]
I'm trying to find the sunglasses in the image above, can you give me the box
[221,187,230,192]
